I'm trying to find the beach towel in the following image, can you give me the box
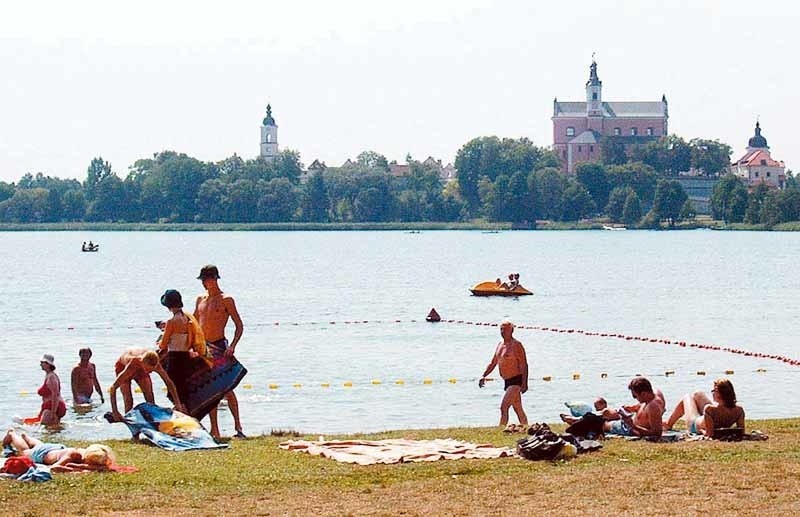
[121,403,227,451]
[0,459,52,482]
[279,439,514,465]
[161,353,247,421]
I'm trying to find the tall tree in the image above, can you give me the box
[84,157,113,201]
[622,190,643,226]
[301,171,329,222]
[690,139,732,176]
[560,183,595,221]
[606,186,634,222]
[652,180,688,226]
[575,162,609,212]
[711,174,748,223]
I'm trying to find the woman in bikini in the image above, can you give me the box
[158,289,206,409]
[108,347,185,422]
[664,378,745,437]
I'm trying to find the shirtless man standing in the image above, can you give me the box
[604,376,665,438]
[194,265,245,438]
[479,320,529,427]
[71,348,104,405]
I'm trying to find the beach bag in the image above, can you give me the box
[517,423,566,461]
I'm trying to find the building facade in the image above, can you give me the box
[552,60,668,173]
[730,122,785,189]
[259,104,279,161]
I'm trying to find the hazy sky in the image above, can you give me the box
[0,0,796,182]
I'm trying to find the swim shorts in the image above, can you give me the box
[504,375,523,390]
[73,394,92,405]
[607,420,636,437]
[206,338,229,360]
[28,443,66,464]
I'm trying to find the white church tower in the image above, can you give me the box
[260,104,279,161]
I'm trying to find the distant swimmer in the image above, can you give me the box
[479,321,529,428]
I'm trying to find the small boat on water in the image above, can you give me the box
[602,225,626,231]
[470,281,533,297]
[81,244,100,252]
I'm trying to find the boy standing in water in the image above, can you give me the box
[71,348,104,404]
[195,265,246,438]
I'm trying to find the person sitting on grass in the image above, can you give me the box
[560,396,626,424]
[3,429,115,472]
[663,378,744,438]
[603,377,665,438]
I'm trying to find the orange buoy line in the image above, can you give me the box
[19,317,800,367]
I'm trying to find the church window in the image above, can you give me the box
[767,172,771,177]
[761,160,767,166]
[646,127,654,136]
[590,145,594,153]
[266,134,272,143]
[755,172,759,178]
[630,128,638,136]
[614,127,621,136]
[578,145,582,152]
[592,92,598,100]
[566,127,575,137]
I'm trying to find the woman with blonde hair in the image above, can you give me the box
[664,378,745,437]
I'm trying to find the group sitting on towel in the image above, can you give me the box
[559,376,745,440]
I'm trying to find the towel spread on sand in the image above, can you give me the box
[279,439,515,465]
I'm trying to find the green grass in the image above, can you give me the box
[1,418,798,515]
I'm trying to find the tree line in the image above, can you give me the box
[0,135,792,226]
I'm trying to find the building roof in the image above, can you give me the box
[748,121,768,148]
[389,163,410,177]
[554,101,666,118]
[569,130,602,144]
[733,149,784,168]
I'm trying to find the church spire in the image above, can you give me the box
[262,104,276,126]
[586,55,601,87]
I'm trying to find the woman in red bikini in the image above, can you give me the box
[37,354,66,426]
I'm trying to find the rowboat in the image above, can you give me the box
[470,281,533,297]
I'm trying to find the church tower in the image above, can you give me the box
[585,58,603,117]
[260,104,279,161]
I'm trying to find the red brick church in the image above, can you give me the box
[552,60,668,173]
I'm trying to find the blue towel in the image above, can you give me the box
[17,465,52,482]
[121,403,227,451]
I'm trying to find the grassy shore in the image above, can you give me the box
[1,418,798,516]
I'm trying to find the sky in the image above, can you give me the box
[0,0,797,182]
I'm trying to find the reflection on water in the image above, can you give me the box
[1,230,798,440]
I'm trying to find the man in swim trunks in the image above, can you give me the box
[71,348,104,405]
[478,320,529,427]
[108,348,185,422]
[604,377,665,438]
[194,264,245,438]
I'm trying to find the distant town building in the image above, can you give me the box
[388,161,410,177]
[552,59,668,173]
[730,121,785,189]
[308,159,327,173]
[259,104,279,161]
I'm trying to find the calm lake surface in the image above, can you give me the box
[2,230,798,440]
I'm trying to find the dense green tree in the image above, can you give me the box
[600,137,628,165]
[778,188,800,223]
[622,190,643,226]
[652,180,688,226]
[83,157,113,201]
[606,186,634,223]
[690,139,732,176]
[605,162,657,207]
[195,179,229,222]
[532,167,566,220]
[455,136,547,211]
[353,187,390,222]
[0,182,14,204]
[711,175,748,223]
[258,177,299,221]
[575,162,609,212]
[301,172,329,222]
[760,190,783,227]
[560,183,595,221]
[629,135,692,175]
[61,189,87,221]
[87,174,125,221]
[0,188,52,222]
[506,171,532,222]
[744,183,769,224]
[680,199,696,220]
[356,151,389,171]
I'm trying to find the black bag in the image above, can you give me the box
[565,412,605,438]
[517,425,566,461]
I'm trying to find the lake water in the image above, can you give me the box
[2,230,798,440]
